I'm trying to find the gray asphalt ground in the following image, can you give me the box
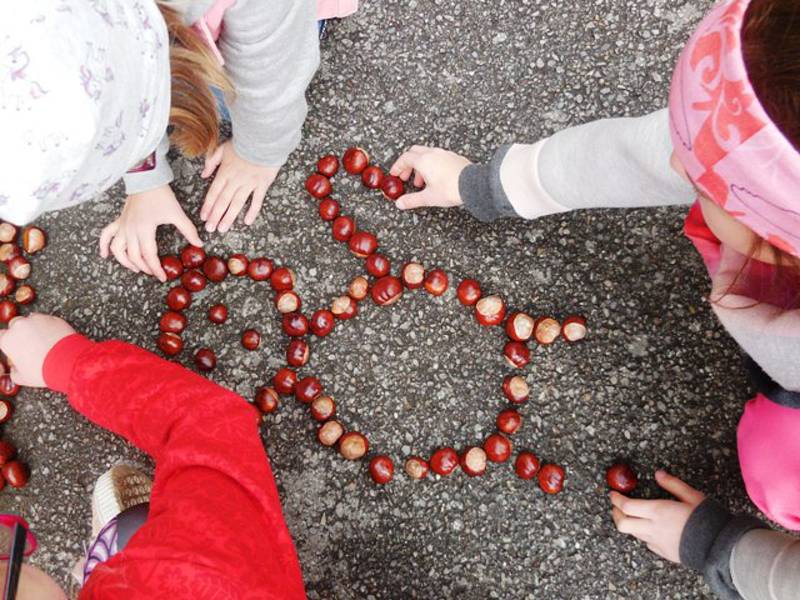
[1,0,765,597]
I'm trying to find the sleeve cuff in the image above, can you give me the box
[123,135,174,195]
[459,145,518,222]
[43,334,97,394]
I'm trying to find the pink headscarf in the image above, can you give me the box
[669,0,800,258]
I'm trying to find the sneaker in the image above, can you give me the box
[91,464,152,537]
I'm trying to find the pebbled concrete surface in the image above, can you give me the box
[1,0,765,597]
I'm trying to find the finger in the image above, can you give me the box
[8,366,32,387]
[110,233,139,273]
[205,184,237,232]
[125,233,152,275]
[174,211,204,248]
[389,150,422,179]
[395,189,446,210]
[202,145,224,179]
[413,170,426,188]
[99,222,120,259]
[655,470,705,505]
[611,508,652,541]
[244,184,267,226]
[201,174,228,222]
[141,235,166,282]
[609,492,656,519]
[218,187,250,233]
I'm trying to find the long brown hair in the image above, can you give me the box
[158,2,233,157]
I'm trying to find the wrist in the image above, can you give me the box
[42,334,97,394]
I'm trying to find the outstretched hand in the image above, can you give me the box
[389,146,472,210]
[0,314,76,387]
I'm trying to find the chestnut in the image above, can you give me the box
[270,267,295,291]
[194,348,217,372]
[381,175,404,201]
[371,275,403,306]
[241,329,261,350]
[0,274,15,297]
[305,173,332,199]
[331,295,357,320]
[208,304,229,324]
[342,147,369,175]
[286,339,310,367]
[273,368,297,395]
[538,463,566,494]
[282,312,309,337]
[180,245,206,269]
[339,431,369,460]
[606,463,638,494]
[254,386,279,414]
[423,269,448,296]
[562,315,587,342]
[2,460,28,489]
[348,231,378,258]
[319,197,340,222]
[227,254,249,277]
[0,376,19,398]
[0,441,16,466]
[348,276,369,302]
[317,420,344,446]
[159,311,187,334]
[247,257,274,282]
[0,300,17,323]
[456,279,482,306]
[401,262,425,289]
[166,286,191,311]
[21,226,47,254]
[275,290,301,314]
[310,395,336,421]
[0,243,19,263]
[157,332,183,356]
[310,309,335,337]
[160,255,184,280]
[475,295,506,326]
[496,408,522,435]
[460,447,487,477]
[181,269,207,293]
[503,341,530,369]
[369,455,394,484]
[14,285,35,306]
[404,456,430,480]
[8,256,31,280]
[365,254,391,278]
[515,451,541,480]
[202,256,228,283]
[361,165,384,190]
[430,447,459,476]
[295,376,322,404]
[317,154,339,178]
[0,223,17,243]
[483,433,512,463]
[332,216,356,242]
[534,317,561,345]
[505,312,534,342]
[0,399,13,424]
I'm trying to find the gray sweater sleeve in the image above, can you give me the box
[122,133,174,195]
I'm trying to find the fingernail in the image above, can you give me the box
[205,224,215,232]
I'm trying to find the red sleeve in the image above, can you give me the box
[43,336,306,600]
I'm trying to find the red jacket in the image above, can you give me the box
[43,335,306,599]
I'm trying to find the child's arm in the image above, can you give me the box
[391,109,696,220]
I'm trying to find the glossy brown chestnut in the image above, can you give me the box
[241,329,261,350]
[180,245,206,269]
[7,256,30,280]
[456,279,482,306]
[348,231,378,258]
[317,420,344,446]
[272,368,298,395]
[331,295,357,320]
[14,285,35,305]
[339,431,369,460]
[202,256,228,283]
[369,455,394,484]
[515,451,541,480]
[496,408,522,435]
[317,154,339,178]
[381,175,404,200]
[505,312,534,342]
[181,269,207,293]
[159,311,187,334]
[157,332,183,356]
[318,197,340,221]
[310,309,335,336]
[194,348,217,372]
[0,376,19,398]
[606,463,638,494]
[295,377,322,404]
[342,147,369,175]
[0,223,16,243]
[275,290,301,314]
[401,262,425,289]
[483,434,512,463]
[475,295,506,326]
[562,315,588,342]
[361,165,384,189]
[0,300,17,323]
[404,456,430,480]
[0,441,16,466]
[365,253,391,278]
[282,312,309,337]
[348,276,369,301]
[430,447,459,476]
[0,243,19,263]
[21,226,47,254]
[460,447,487,477]
[247,257,274,281]
[423,269,448,296]
[166,286,191,311]
[0,274,14,297]
[305,173,332,199]
[538,463,566,494]
[286,339,310,367]
[2,460,28,489]
[208,304,228,324]
[503,341,531,369]
[332,215,356,242]
[534,317,561,345]
[0,399,13,424]
[161,255,184,281]
[227,254,249,277]
[254,387,279,414]
[270,267,295,291]
[371,275,403,306]
[310,395,336,421]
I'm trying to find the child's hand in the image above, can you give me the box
[610,470,705,563]
[0,314,76,387]
[389,146,472,210]
[200,140,278,233]
[100,185,203,283]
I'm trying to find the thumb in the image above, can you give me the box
[202,146,224,178]
[174,212,204,248]
[395,189,443,210]
[655,470,705,505]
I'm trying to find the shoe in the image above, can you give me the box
[91,464,152,538]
